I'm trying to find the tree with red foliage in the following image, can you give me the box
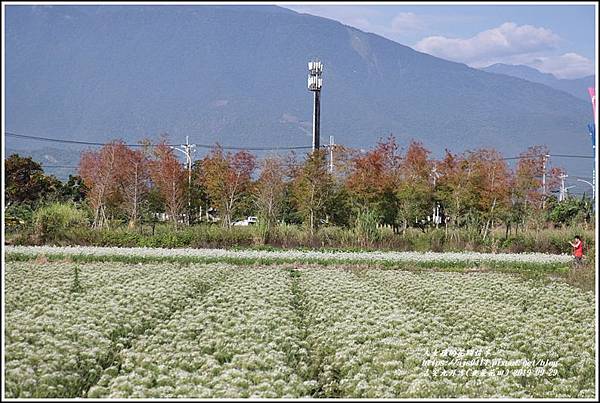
[254,155,286,236]
[464,148,511,239]
[546,166,565,197]
[114,144,149,228]
[291,149,334,234]
[199,145,256,227]
[346,135,402,229]
[79,140,122,228]
[148,141,186,226]
[435,148,512,239]
[434,149,466,231]
[513,145,548,211]
[396,140,434,233]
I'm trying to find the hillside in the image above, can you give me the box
[481,63,595,102]
[5,5,594,179]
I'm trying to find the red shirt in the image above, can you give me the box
[573,240,583,257]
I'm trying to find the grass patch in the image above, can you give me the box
[561,266,596,292]
[7,221,594,255]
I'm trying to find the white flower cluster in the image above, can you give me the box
[4,261,595,398]
[5,245,573,265]
[95,267,312,398]
[4,261,223,398]
[296,268,595,398]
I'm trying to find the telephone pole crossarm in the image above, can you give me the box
[170,135,196,224]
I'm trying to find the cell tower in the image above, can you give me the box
[308,59,323,151]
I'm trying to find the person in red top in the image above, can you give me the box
[569,235,584,268]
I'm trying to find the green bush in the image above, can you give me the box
[194,225,254,248]
[317,226,351,247]
[10,210,596,255]
[270,224,310,248]
[354,210,381,248]
[97,228,142,247]
[32,203,89,244]
[4,205,35,246]
[4,204,34,233]
[428,229,446,252]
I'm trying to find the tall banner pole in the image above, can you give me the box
[588,88,596,152]
[589,87,596,126]
[588,87,596,214]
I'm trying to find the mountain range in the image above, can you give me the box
[480,63,595,102]
[5,5,595,185]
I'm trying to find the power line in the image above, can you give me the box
[551,154,595,159]
[7,131,596,160]
[5,131,313,151]
[502,153,595,161]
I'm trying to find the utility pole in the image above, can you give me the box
[430,166,441,228]
[542,153,550,209]
[171,135,196,225]
[558,173,568,202]
[434,203,441,229]
[328,135,334,173]
[308,59,323,152]
[431,165,440,188]
[587,88,596,213]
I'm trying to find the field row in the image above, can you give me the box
[5,245,573,269]
[4,261,595,398]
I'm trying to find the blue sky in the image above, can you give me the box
[280,3,596,79]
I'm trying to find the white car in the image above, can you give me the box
[233,216,258,226]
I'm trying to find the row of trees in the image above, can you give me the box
[5,155,86,208]
[69,135,592,236]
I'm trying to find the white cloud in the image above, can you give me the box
[414,22,560,65]
[390,12,425,33]
[284,6,429,40]
[284,5,381,33]
[529,53,595,79]
[282,8,595,79]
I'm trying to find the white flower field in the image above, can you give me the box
[3,249,596,398]
[5,245,574,266]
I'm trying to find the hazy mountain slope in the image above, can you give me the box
[5,5,594,179]
[481,63,595,102]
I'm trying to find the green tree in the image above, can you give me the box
[345,135,402,231]
[548,196,593,227]
[198,146,256,227]
[291,150,334,234]
[191,160,210,224]
[59,175,88,204]
[5,154,62,207]
[396,141,434,233]
[139,186,165,235]
[326,182,352,227]
[279,182,302,225]
[254,156,287,241]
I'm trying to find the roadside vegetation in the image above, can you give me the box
[4,139,596,398]
[4,138,595,289]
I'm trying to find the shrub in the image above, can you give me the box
[428,229,446,252]
[354,210,381,248]
[270,224,310,249]
[317,226,350,248]
[33,203,89,244]
[4,204,34,233]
